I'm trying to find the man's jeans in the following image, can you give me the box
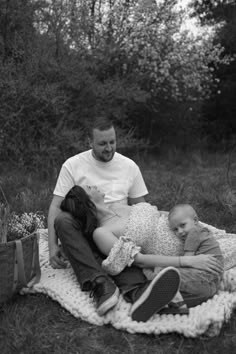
[54,212,148,303]
[54,211,216,307]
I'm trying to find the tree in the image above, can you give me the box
[192,0,236,146]
[0,0,233,168]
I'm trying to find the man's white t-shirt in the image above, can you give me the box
[54,150,148,204]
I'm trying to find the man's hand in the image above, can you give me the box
[48,195,66,269]
[49,244,67,269]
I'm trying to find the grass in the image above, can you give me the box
[1,149,236,354]
[1,293,236,354]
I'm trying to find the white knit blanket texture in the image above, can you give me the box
[23,229,236,338]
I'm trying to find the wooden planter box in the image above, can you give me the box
[0,231,41,304]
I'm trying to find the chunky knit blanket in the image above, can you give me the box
[23,229,236,338]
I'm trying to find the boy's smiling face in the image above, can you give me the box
[169,210,197,240]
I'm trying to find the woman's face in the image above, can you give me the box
[83,185,105,203]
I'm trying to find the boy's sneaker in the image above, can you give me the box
[91,276,119,316]
[159,296,189,315]
[130,267,180,322]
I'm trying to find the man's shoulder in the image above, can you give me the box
[64,150,91,165]
[114,152,137,166]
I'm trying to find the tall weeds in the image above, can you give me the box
[1,149,236,233]
[0,203,9,243]
[0,184,10,243]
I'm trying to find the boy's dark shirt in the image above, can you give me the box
[184,226,224,266]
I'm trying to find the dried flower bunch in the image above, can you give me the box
[0,203,45,243]
[7,212,45,242]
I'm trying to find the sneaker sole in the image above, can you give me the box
[97,287,120,316]
[159,307,189,315]
[131,267,180,322]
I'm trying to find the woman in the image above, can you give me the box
[61,185,223,311]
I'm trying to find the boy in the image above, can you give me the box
[168,204,224,297]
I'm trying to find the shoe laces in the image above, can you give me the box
[89,279,104,300]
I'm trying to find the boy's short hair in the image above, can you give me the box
[168,204,198,221]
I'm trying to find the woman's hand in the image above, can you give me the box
[182,254,223,275]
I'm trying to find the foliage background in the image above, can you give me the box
[1,1,236,352]
[0,0,235,172]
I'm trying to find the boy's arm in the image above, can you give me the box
[184,251,195,256]
[129,195,147,205]
[134,253,223,274]
[184,229,201,254]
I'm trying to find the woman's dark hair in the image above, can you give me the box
[60,186,98,236]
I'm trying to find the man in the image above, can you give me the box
[48,117,180,321]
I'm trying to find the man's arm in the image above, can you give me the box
[48,195,67,268]
[128,163,148,205]
[128,195,147,205]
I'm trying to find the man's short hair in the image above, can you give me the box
[87,116,115,139]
